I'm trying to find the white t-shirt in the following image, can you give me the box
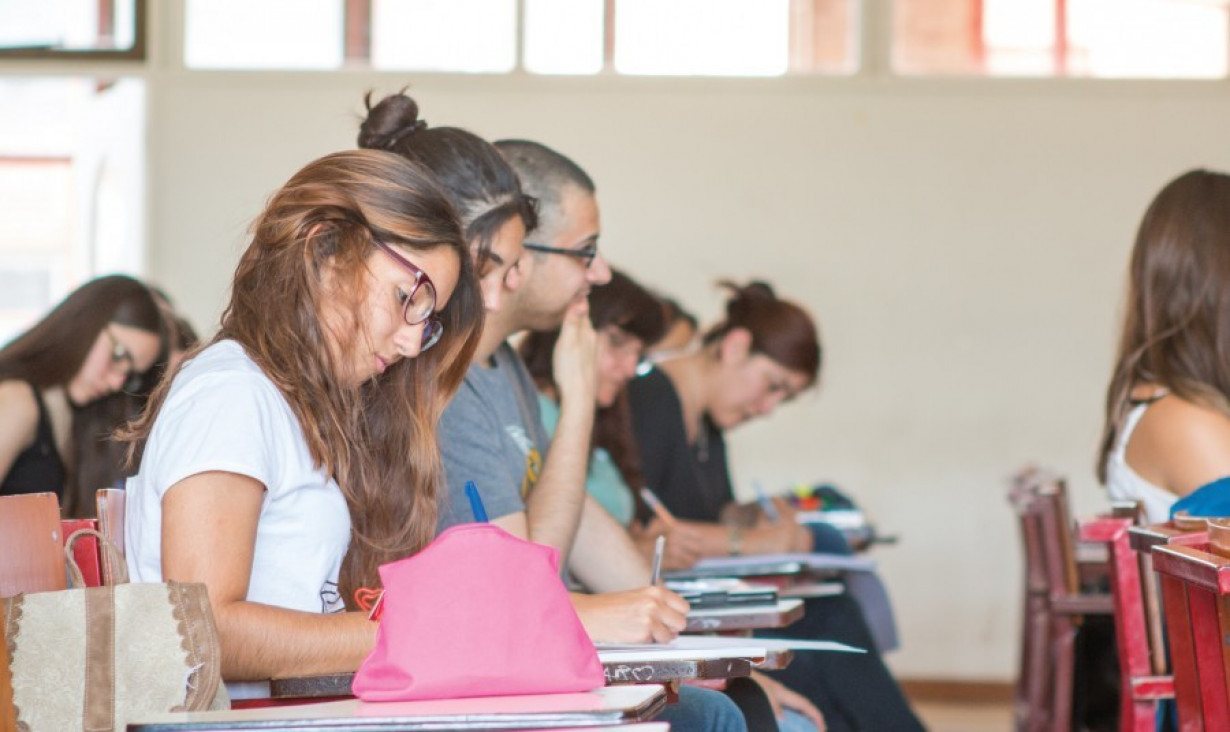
[125,339,351,615]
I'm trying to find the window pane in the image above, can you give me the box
[0,78,145,345]
[790,0,860,75]
[894,0,1229,78]
[615,0,791,76]
[184,0,344,70]
[0,0,137,52]
[1068,0,1229,79]
[982,0,1055,75]
[371,0,515,73]
[524,0,604,75]
[892,0,982,75]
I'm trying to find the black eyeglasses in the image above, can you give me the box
[105,328,144,392]
[372,240,444,351]
[524,241,598,268]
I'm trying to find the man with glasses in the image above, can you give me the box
[435,140,749,731]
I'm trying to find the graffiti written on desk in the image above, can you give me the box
[604,664,657,683]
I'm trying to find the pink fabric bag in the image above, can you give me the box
[352,523,605,701]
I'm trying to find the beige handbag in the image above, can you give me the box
[2,530,227,731]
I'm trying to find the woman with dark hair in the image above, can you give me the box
[1099,169,1230,521]
[123,149,484,687]
[0,274,167,500]
[522,271,825,732]
[627,281,923,732]
[68,294,198,517]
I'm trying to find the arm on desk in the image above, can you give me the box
[571,495,652,592]
[161,472,376,681]
[638,517,813,559]
[571,587,688,644]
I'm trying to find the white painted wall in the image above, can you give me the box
[11,3,1230,681]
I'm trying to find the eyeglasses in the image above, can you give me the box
[523,240,599,268]
[372,240,444,351]
[105,328,144,392]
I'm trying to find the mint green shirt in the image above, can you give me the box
[537,393,636,527]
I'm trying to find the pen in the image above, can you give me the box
[650,534,666,586]
[639,487,677,527]
[466,481,489,523]
[754,481,780,524]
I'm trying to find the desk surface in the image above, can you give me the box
[270,641,776,700]
[685,598,804,632]
[128,684,666,731]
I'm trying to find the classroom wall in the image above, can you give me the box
[12,6,1230,681]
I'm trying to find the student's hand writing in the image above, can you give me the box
[751,670,827,731]
[552,298,598,411]
[571,587,689,644]
[634,517,704,570]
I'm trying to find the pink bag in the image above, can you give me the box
[352,523,605,701]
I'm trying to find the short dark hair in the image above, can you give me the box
[494,139,594,242]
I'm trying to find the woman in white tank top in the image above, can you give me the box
[1098,170,1230,522]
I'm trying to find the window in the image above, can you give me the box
[893,0,1230,78]
[0,79,146,345]
[0,0,145,60]
[183,0,859,76]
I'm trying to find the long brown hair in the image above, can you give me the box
[1097,169,1230,482]
[520,269,666,492]
[0,274,166,390]
[123,150,484,604]
[704,280,822,383]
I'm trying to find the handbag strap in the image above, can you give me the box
[64,528,129,587]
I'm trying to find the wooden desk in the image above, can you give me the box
[270,643,771,700]
[684,598,805,632]
[129,684,667,731]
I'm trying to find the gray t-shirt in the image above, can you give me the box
[437,343,550,531]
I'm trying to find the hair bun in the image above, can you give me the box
[358,91,428,151]
[720,280,776,320]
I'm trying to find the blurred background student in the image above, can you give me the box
[0,274,167,507]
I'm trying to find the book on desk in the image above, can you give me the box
[664,552,874,581]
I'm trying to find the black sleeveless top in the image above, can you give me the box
[2,382,67,498]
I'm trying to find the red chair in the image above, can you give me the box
[1151,519,1230,730]
[1129,517,1211,729]
[0,492,65,598]
[1009,470,1114,732]
[1079,514,1175,731]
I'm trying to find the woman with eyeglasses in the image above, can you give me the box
[122,149,483,688]
[627,281,923,732]
[0,274,167,500]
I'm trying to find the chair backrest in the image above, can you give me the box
[59,517,101,587]
[0,493,65,598]
[1009,469,1080,601]
[95,487,126,585]
[1152,534,1230,728]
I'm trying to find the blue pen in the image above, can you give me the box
[465,481,489,523]
[754,481,780,524]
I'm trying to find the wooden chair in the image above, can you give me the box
[1129,517,1211,729]
[1009,470,1114,732]
[1079,512,1176,731]
[0,492,65,598]
[96,487,126,585]
[1151,518,1230,730]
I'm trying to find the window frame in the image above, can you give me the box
[0,0,148,62]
